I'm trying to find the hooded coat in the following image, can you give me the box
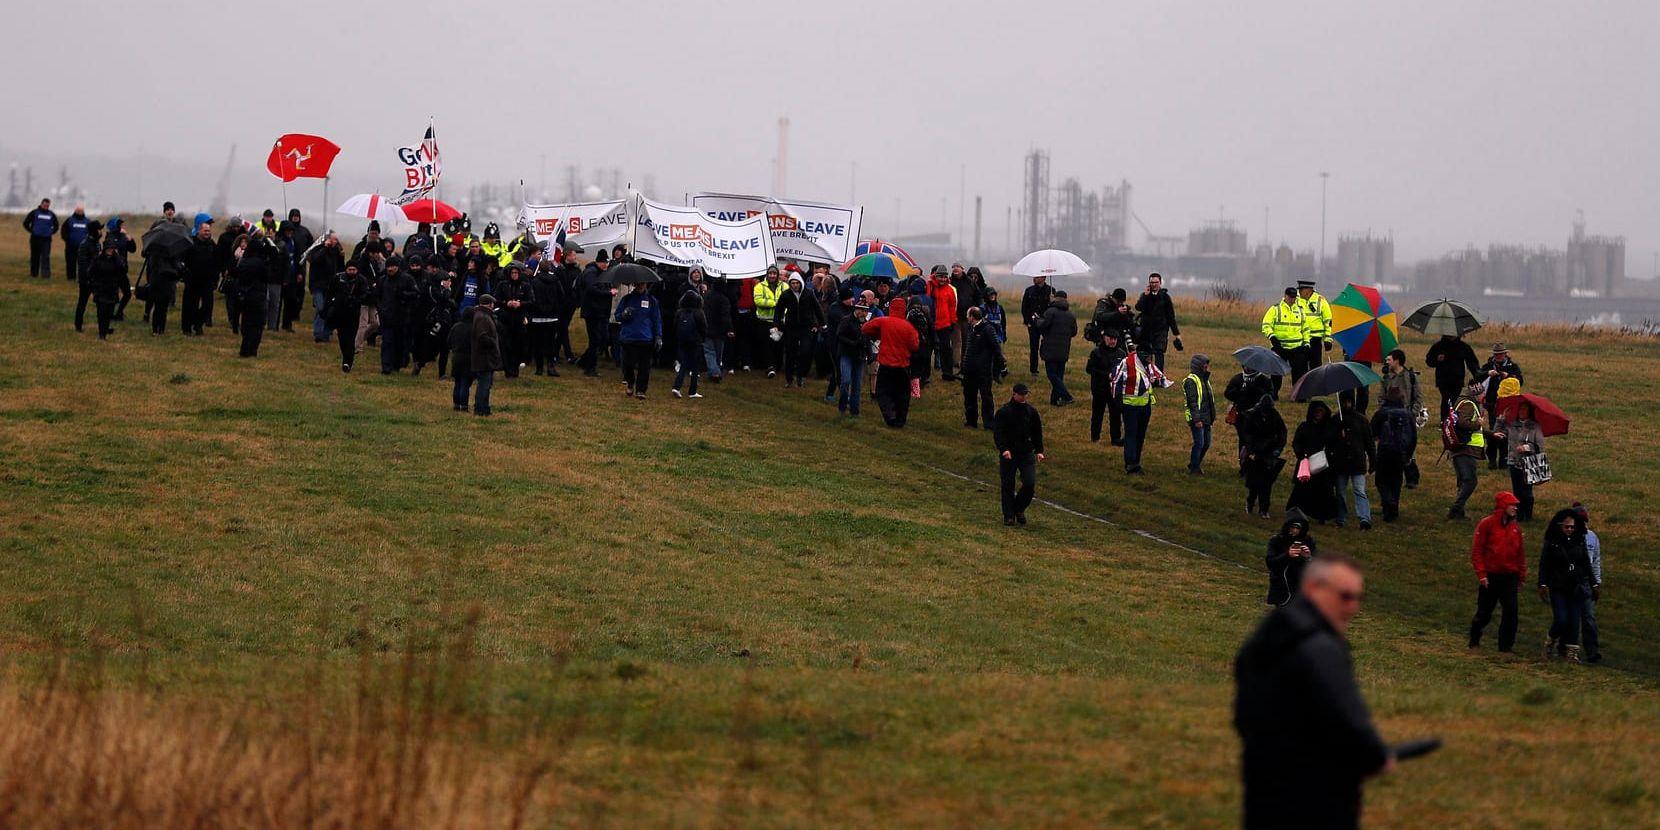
[861,296,920,368]
[1287,401,1342,521]
[1264,510,1318,606]
[1234,595,1390,830]
[1471,491,1526,582]
[1034,297,1077,362]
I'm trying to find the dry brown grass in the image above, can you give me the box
[0,621,567,830]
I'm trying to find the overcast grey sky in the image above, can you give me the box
[5,0,1656,270]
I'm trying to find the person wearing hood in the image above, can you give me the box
[1287,401,1342,522]
[959,306,1007,429]
[60,205,92,282]
[181,219,219,336]
[615,280,662,399]
[305,232,346,343]
[493,262,534,378]
[1369,389,1416,522]
[377,256,419,374]
[1183,354,1216,474]
[1111,339,1172,474]
[527,261,566,377]
[775,273,824,388]
[670,291,709,398]
[1033,291,1078,406]
[1235,554,1394,830]
[105,217,139,321]
[752,265,787,377]
[1538,508,1594,662]
[1020,274,1055,375]
[1331,390,1376,529]
[234,229,274,357]
[1134,272,1183,371]
[836,302,874,416]
[1241,393,1288,518]
[903,281,935,392]
[1570,503,1604,663]
[1469,491,1525,651]
[84,238,129,339]
[1225,366,1276,469]
[73,220,107,332]
[982,286,1007,343]
[1086,329,1128,444]
[412,264,457,378]
[1264,509,1317,606]
[948,263,980,364]
[22,197,58,278]
[862,295,922,427]
[1446,396,1486,519]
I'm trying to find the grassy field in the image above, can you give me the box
[0,220,1657,828]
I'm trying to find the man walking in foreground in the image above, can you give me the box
[993,383,1045,526]
[1235,554,1394,830]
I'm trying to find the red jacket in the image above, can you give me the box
[862,297,921,368]
[1471,491,1526,581]
[737,277,756,311]
[926,278,958,331]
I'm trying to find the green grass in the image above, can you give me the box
[0,222,1657,827]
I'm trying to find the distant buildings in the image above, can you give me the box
[1414,215,1624,297]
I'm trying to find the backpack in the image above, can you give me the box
[676,309,700,342]
[1377,407,1414,454]
[906,301,930,332]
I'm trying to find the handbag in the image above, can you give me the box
[1522,452,1553,485]
[1306,450,1330,476]
[1224,403,1239,426]
[1296,457,1312,483]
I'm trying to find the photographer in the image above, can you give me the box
[1019,274,1054,375]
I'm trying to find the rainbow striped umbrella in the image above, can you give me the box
[853,239,919,269]
[1330,283,1398,362]
[842,252,919,280]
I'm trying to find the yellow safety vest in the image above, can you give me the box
[1261,301,1308,348]
[1300,292,1333,338]
[753,279,785,319]
[480,238,510,267]
[1467,430,1486,449]
[1183,373,1209,422]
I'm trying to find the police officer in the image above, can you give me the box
[1260,287,1309,394]
[1298,279,1333,367]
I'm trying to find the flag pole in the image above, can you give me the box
[322,176,330,234]
[275,138,289,216]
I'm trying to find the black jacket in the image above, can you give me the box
[1134,289,1180,337]
[1020,282,1055,325]
[1425,337,1481,395]
[1330,408,1375,476]
[448,313,475,375]
[775,288,824,332]
[1034,298,1077,362]
[1538,508,1593,592]
[492,275,533,323]
[836,312,871,362]
[580,264,614,319]
[1225,372,1274,410]
[85,252,129,304]
[1240,397,1288,460]
[1293,402,1337,460]
[702,287,734,339]
[306,244,346,293]
[1234,596,1389,830]
[378,269,419,323]
[950,274,981,315]
[326,270,371,326]
[529,273,565,319]
[1264,514,1318,606]
[992,400,1045,457]
[1085,342,1127,396]
[183,237,219,288]
[959,318,1006,378]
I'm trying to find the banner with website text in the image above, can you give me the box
[687,193,862,265]
[516,199,631,249]
[630,197,775,278]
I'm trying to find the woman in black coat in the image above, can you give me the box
[1264,509,1318,606]
[1239,392,1288,518]
[1286,400,1341,522]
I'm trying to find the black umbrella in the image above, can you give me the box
[608,262,661,284]
[1290,361,1383,401]
[1232,345,1292,376]
[1402,298,1482,337]
[142,221,194,258]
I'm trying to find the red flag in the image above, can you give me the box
[266,133,341,182]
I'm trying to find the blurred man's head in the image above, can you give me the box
[1303,555,1365,635]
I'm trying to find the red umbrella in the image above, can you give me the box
[397,198,461,224]
[1497,393,1570,437]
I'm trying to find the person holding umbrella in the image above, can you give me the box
[1260,287,1309,394]
[1287,401,1341,523]
[1425,333,1482,418]
[1020,274,1055,375]
[1494,396,1549,521]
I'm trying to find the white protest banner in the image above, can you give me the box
[688,193,863,265]
[631,197,775,278]
[391,124,442,206]
[516,200,630,249]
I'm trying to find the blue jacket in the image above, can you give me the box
[24,208,58,237]
[61,214,92,246]
[984,302,1007,343]
[613,291,662,344]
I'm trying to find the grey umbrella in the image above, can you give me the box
[608,262,661,284]
[1232,345,1293,376]
[141,221,194,259]
[1402,298,1482,337]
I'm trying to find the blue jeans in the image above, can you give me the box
[1122,404,1151,469]
[473,370,495,415]
[1188,422,1212,471]
[312,288,331,341]
[1044,359,1071,404]
[1337,473,1371,524]
[838,355,864,415]
[703,337,725,377]
[1549,586,1588,647]
[452,371,474,410]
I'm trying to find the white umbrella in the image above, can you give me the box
[335,193,407,223]
[1013,248,1090,277]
